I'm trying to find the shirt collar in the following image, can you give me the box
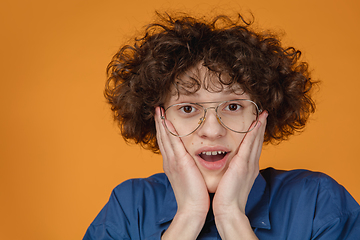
[156,173,270,230]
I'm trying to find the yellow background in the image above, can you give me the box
[1,0,359,239]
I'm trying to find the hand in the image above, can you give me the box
[212,111,268,239]
[155,107,209,239]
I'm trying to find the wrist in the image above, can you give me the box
[215,210,258,240]
[161,211,207,240]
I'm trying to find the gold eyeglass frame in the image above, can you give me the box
[160,99,262,137]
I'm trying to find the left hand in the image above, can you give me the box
[212,111,268,238]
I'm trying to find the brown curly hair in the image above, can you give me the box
[105,12,317,153]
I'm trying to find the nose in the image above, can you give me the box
[196,108,226,139]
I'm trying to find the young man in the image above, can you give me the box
[83,13,360,239]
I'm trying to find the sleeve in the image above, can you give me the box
[83,223,130,240]
[82,186,133,240]
[311,174,360,240]
[83,222,164,240]
[312,209,360,240]
[82,177,168,240]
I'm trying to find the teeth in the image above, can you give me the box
[201,151,226,155]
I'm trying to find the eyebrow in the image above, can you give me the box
[173,89,247,103]
[178,88,245,96]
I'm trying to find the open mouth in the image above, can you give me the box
[199,151,228,162]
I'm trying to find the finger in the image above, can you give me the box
[249,111,268,169]
[232,111,268,171]
[236,117,262,159]
[155,106,191,169]
[246,111,267,155]
[158,108,191,159]
[154,107,166,150]
[243,110,268,150]
[155,107,171,164]
[155,107,182,163]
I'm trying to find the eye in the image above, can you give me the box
[180,105,196,114]
[225,103,242,111]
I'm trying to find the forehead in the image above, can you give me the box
[170,63,245,97]
[163,64,250,108]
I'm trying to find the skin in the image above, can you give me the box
[155,65,268,239]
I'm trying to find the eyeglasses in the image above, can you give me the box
[160,99,261,137]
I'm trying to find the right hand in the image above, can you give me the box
[155,106,209,239]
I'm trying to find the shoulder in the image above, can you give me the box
[84,173,171,239]
[111,173,170,207]
[261,167,360,233]
[113,173,169,195]
[261,167,360,215]
[261,167,331,183]
[261,167,349,196]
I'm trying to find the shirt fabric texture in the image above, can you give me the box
[83,167,360,240]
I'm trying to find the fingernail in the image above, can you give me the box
[263,110,268,118]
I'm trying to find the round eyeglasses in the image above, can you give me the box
[160,99,261,137]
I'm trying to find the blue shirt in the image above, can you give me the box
[83,168,360,239]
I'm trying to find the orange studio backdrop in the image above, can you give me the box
[0,0,359,239]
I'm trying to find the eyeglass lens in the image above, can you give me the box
[163,99,259,137]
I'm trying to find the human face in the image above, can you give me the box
[164,66,251,193]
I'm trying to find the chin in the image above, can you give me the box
[204,177,221,193]
[207,185,218,193]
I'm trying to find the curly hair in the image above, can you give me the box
[105,12,317,153]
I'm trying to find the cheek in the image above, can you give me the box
[179,136,194,152]
[231,133,246,147]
